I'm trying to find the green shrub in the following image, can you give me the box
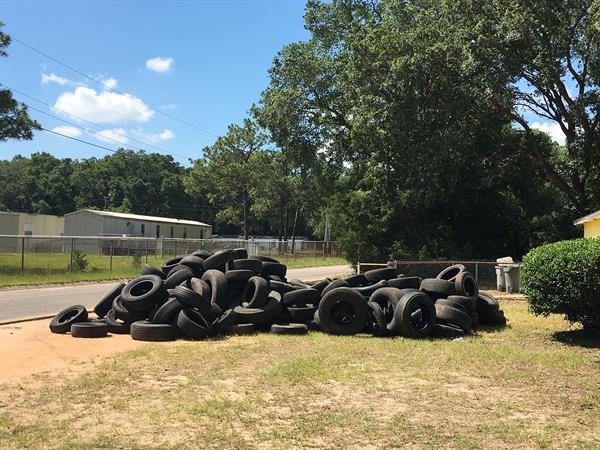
[522,238,600,330]
[70,250,89,272]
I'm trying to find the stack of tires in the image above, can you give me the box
[49,254,506,341]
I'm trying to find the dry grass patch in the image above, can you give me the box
[1,300,599,449]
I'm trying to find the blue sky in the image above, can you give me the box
[1,0,309,165]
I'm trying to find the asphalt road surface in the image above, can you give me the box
[0,265,352,322]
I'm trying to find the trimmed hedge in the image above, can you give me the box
[522,238,600,330]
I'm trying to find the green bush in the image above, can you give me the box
[522,238,600,330]
[70,250,89,272]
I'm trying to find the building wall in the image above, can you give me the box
[17,213,64,236]
[0,212,19,252]
[64,211,103,237]
[101,217,210,239]
[583,219,600,238]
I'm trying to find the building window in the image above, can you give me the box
[183,227,187,239]
[141,224,145,236]
[24,223,33,236]
[156,225,160,238]
[170,226,174,238]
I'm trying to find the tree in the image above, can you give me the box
[0,22,40,141]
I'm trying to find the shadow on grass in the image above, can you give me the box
[552,329,600,349]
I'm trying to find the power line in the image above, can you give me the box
[12,36,219,138]
[2,82,186,158]
[42,127,119,154]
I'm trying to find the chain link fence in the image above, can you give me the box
[0,235,342,277]
[358,260,500,290]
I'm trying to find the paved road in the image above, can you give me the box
[0,265,352,322]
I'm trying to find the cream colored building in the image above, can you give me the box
[0,211,64,236]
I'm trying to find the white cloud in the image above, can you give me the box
[101,77,118,89]
[53,86,154,125]
[129,128,175,144]
[51,126,82,138]
[531,121,566,145]
[145,57,174,73]
[96,128,129,145]
[42,72,69,85]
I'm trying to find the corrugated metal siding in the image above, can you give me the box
[64,211,103,236]
[17,213,64,235]
[584,219,600,237]
[101,216,210,238]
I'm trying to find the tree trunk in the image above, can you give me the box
[242,192,249,240]
[290,206,300,255]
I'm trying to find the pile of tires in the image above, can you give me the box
[49,255,506,341]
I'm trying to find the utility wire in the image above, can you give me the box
[42,127,119,154]
[2,82,186,157]
[12,37,219,138]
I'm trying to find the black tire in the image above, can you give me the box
[212,308,238,334]
[112,295,149,322]
[436,264,466,282]
[420,278,456,300]
[131,320,179,341]
[225,269,255,284]
[311,279,331,293]
[152,297,184,324]
[105,309,132,334]
[447,295,476,312]
[227,323,255,335]
[387,276,422,289]
[344,273,368,287]
[180,255,205,272]
[191,249,212,259]
[317,287,369,335]
[250,255,280,263]
[49,305,88,334]
[173,285,211,314]
[288,279,313,289]
[436,298,468,314]
[121,275,166,311]
[353,280,388,298]
[269,280,298,294]
[431,323,465,338]
[141,264,166,279]
[367,301,387,337]
[161,256,184,275]
[177,309,213,340]
[164,265,195,290]
[71,321,109,338]
[482,309,507,327]
[204,249,238,270]
[435,304,472,333]
[205,303,224,323]
[283,288,320,307]
[271,323,308,335]
[476,292,500,321]
[233,247,249,259]
[369,287,403,323]
[364,267,398,282]
[188,277,212,300]
[242,276,270,308]
[201,269,229,309]
[234,297,282,325]
[260,262,287,278]
[470,311,480,328]
[228,258,263,273]
[286,305,317,322]
[321,279,350,297]
[454,271,479,302]
[93,282,124,318]
[389,291,436,338]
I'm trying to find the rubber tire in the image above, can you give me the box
[164,265,195,290]
[321,279,350,297]
[152,297,184,324]
[105,309,132,334]
[367,301,387,337]
[204,249,238,270]
[234,247,249,259]
[387,276,422,289]
[269,280,298,294]
[131,320,179,341]
[141,263,167,279]
[191,249,212,259]
[431,323,465,338]
[317,287,369,335]
[454,271,479,302]
[446,294,476,312]
[260,262,287,278]
[353,280,388,297]
[180,255,205,272]
[71,321,109,338]
[112,295,149,322]
[121,275,166,311]
[212,308,238,334]
[436,298,468,314]
[344,273,368,287]
[271,323,308,335]
[435,304,472,333]
[201,269,229,309]
[436,264,466,282]
[227,323,255,335]
[234,297,282,325]
[161,256,184,275]
[93,282,124,318]
[49,305,88,334]
[470,311,480,328]
[242,276,270,308]
[364,267,398,282]
[188,278,212,301]
[476,293,500,321]
[177,309,213,340]
[390,291,436,338]
[311,279,331,293]
[225,269,255,284]
[250,255,280,263]
[173,285,211,314]
[369,287,403,323]
[283,288,320,307]
[228,258,262,273]
[286,305,317,323]
[420,278,456,300]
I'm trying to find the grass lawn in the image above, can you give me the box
[0,252,348,287]
[1,300,599,448]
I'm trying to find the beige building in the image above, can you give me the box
[0,211,65,252]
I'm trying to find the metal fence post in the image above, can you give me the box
[475,262,479,283]
[20,237,25,275]
[109,240,113,272]
[145,239,149,263]
[69,237,74,273]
